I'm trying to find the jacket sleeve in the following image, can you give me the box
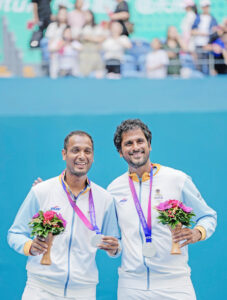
[181,176,217,240]
[101,198,122,257]
[7,188,40,255]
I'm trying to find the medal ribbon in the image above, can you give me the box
[60,171,101,234]
[128,166,153,243]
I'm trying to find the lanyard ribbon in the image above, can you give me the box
[60,171,101,234]
[128,167,153,243]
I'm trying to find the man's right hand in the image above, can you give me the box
[30,236,48,256]
[32,177,43,186]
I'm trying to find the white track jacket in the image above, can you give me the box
[107,164,217,291]
[8,176,120,298]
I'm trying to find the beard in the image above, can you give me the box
[70,170,87,177]
[123,152,150,169]
[68,163,91,177]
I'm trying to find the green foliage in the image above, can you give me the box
[28,210,66,238]
[157,207,195,229]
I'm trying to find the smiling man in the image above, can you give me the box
[107,119,217,300]
[8,130,120,300]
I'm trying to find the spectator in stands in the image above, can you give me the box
[204,36,227,75]
[108,0,131,36]
[181,0,197,52]
[79,10,108,78]
[222,21,227,50]
[164,26,186,76]
[49,26,82,78]
[31,0,53,34]
[191,0,218,75]
[40,6,68,75]
[209,18,227,45]
[45,6,68,41]
[102,22,131,78]
[146,38,169,79]
[68,0,86,39]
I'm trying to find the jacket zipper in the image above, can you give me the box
[63,185,89,296]
[64,209,75,297]
[138,177,150,290]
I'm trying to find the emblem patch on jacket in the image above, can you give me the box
[50,206,61,211]
[119,198,128,204]
[154,189,163,200]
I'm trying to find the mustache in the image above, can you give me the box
[129,150,145,155]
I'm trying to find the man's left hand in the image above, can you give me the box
[98,236,119,256]
[172,228,202,248]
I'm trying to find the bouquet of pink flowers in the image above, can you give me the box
[28,210,67,265]
[156,200,195,255]
[156,200,195,229]
[29,210,67,238]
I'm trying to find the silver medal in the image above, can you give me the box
[91,234,103,247]
[142,243,156,258]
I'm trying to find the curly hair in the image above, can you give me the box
[64,130,94,151]
[114,119,152,152]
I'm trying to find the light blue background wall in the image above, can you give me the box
[0,78,226,300]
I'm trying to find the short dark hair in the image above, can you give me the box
[114,119,152,152]
[64,131,94,151]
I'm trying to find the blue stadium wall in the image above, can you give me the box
[0,77,226,300]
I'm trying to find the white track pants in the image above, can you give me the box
[22,284,96,300]
[118,286,196,300]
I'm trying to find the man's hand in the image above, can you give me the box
[172,228,202,248]
[30,236,48,256]
[98,236,119,256]
[32,177,43,186]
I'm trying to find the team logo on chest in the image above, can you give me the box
[50,206,61,211]
[119,198,128,204]
[153,189,163,201]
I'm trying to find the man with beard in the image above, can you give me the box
[107,119,217,300]
[8,130,120,300]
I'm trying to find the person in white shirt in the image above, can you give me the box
[146,38,169,79]
[191,0,218,74]
[107,118,217,300]
[102,21,131,78]
[45,6,68,41]
[49,26,82,78]
[181,0,197,51]
[8,130,120,300]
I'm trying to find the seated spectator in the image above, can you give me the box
[79,10,108,78]
[49,26,82,78]
[181,0,197,52]
[146,38,169,79]
[164,26,186,76]
[107,0,131,36]
[68,0,86,39]
[102,22,131,78]
[191,0,218,74]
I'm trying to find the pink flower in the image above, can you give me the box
[156,201,172,211]
[32,212,40,219]
[43,211,56,221]
[168,200,180,208]
[179,202,193,213]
